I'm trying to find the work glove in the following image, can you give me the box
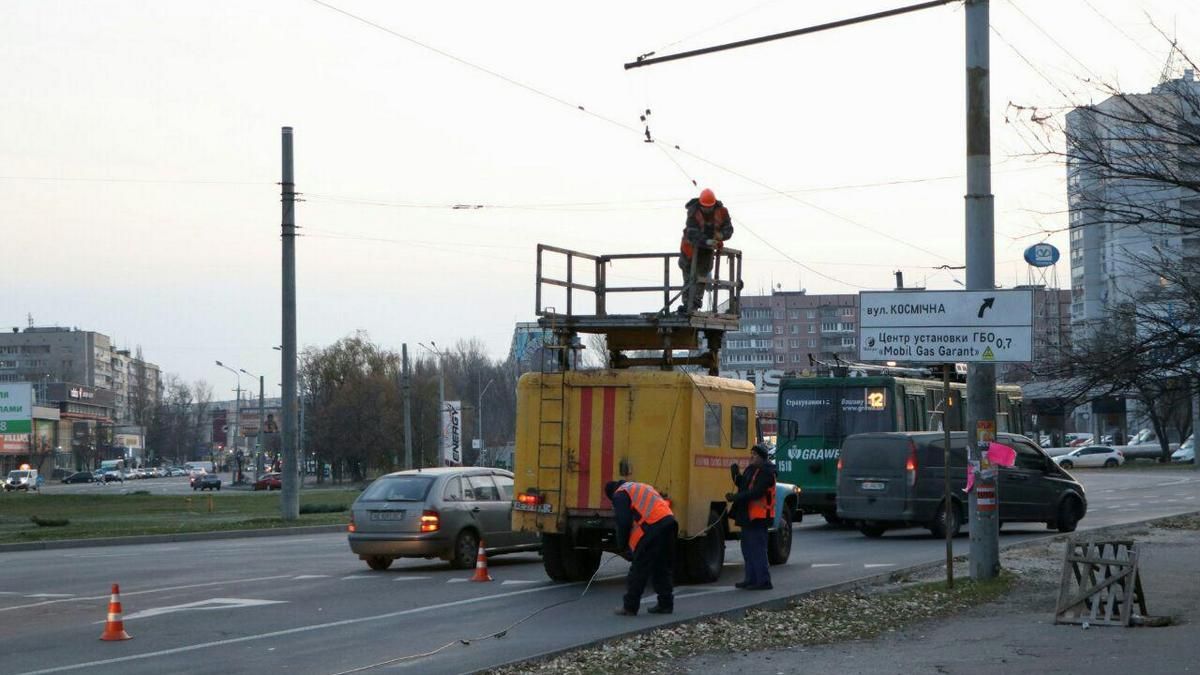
[618,549,632,561]
[729,462,741,482]
[725,492,737,502]
[704,238,717,246]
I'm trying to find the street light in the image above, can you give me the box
[478,378,495,466]
[241,367,265,484]
[419,342,448,466]
[215,361,242,467]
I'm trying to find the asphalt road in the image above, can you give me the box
[3,469,1199,675]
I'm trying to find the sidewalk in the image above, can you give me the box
[676,520,1200,674]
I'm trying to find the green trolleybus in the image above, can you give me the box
[775,375,1023,524]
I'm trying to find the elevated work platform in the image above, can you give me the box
[534,244,743,374]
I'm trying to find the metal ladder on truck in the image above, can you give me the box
[534,310,567,522]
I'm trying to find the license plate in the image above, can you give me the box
[369,511,405,521]
[513,502,553,514]
[860,481,886,491]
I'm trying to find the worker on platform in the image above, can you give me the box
[605,479,678,616]
[727,443,776,590]
[678,187,734,313]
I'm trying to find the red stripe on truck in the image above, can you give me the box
[578,387,593,508]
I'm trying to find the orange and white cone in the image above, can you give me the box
[100,583,132,641]
[469,541,492,582]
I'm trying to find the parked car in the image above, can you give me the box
[253,473,281,491]
[61,471,96,484]
[1173,436,1195,464]
[1054,445,1125,469]
[168,467,187,477]
[347,467,540,571]
[192,473,221,491]
[837,432,1088,538]
[101,470,125,483]
[1067,434,1094,447]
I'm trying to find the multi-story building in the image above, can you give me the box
[111,349,162,425]
[721,291,859,375]
[1067,70,1200,331]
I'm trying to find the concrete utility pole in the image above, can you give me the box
[280,127,299,520]
[420,342,446,465]
[478,378,495,466]
[964,0,999,580]
[402,344,414,470]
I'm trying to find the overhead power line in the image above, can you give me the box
[624,0,960,70]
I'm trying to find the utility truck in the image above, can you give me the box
[512,245,797,583]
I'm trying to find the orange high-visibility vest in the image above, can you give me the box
[616,482,673,551]
[680,206,730,258]
[745,466,776,521]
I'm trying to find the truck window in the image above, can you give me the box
[704,402,722,447]
[731,406,749,449]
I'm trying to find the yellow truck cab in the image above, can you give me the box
[512,245,797,583]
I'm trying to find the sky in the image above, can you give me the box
[4,0,1199,393]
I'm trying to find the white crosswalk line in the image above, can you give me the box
[500,580,539,585]
[446,578,469,584]
[341,575,371,580]
[393,577,432,582]
[864,564,895,568]
[292,575,328,580]
[810,563,841,568]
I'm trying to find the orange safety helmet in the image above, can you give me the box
[698,188,717,207]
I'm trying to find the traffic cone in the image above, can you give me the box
[469,541,492,582]
[100,583,132,641]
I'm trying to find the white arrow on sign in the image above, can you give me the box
[119,597,287,622]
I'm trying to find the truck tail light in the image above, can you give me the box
[420,510,440,533]
[517,493,544,506]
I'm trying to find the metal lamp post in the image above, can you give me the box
[240,368,265,485]
[419,342,447,466]
[478,378,495,466]
[215,361,241,473]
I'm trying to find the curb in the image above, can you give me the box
[0,524,347,553]
[472,510,1200,675]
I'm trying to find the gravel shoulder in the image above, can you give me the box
[489,514,1200,675]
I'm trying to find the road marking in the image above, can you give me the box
[446,578,469,584]
[25,594,74,598]
[500,580,540,585]
[640,587,734,604]
[1127,503,1140,507]
[341,575,371,580]
[0,574,296,613]
[394,576,432,582]
[15,582,586,675]
[292,575,328,580]
[119,598,288,622]
[864,564,895,569]
[810,563,840,568]
[1186,496,1197,500]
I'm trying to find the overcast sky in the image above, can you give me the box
[4,0,1198,393]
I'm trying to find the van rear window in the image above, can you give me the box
[840,437,912,471]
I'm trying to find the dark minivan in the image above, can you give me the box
[837,432,1086,538]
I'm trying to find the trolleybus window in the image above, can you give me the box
[780,387,893,437]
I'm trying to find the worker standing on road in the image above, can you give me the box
[678,188,734,314]
[727,444,776,590]
[605,480,678,616]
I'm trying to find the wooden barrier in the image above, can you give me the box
[1054,539,1147,627]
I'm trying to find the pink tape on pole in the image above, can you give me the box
[965,464,974,492]
[987,442,1016,468]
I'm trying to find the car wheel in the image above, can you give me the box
[929,499,961,539]
[364,556,393,571]
[1056,497,1081,533]
[859,522,887,538]
[216,486,221,491]
[450,529,480,570]
[1059,460,1073,470]
[767,507,793,565]
[1104,458,1118,468]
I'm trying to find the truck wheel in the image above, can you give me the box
[822,511,844,526]
[859,522,887,538]
[541,533,601,582]
[929,499,961,539]
[678,507,725,584]
[767,508,793,565]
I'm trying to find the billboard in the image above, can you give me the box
[441,401,463,466]
[0,383,33,434]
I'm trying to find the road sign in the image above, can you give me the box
[0,383,32,434]
[858,290,1033,363]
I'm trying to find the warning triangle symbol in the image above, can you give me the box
[982,346,995,361]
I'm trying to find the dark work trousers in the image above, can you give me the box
[678,251,715,311]
[740,520,770,586]
[623,517,678,613]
